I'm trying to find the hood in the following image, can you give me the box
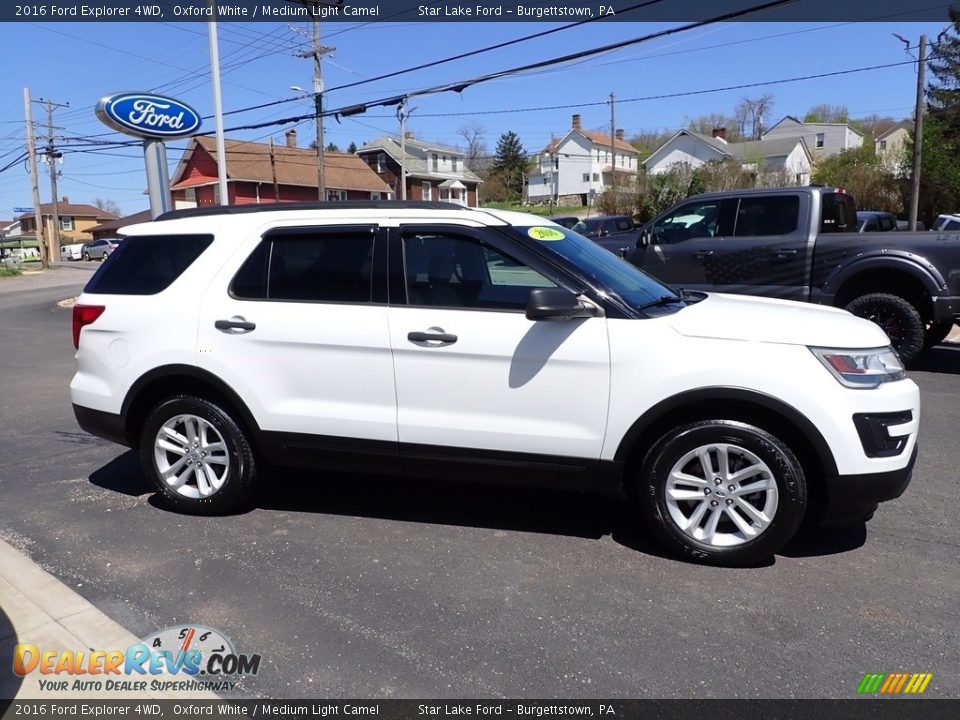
[668,292,890,348]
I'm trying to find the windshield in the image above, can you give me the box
[513,225,679,311]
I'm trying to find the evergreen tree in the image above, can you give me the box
[347,141,358,154]
[491,131,527,201]
[325,142,340,152]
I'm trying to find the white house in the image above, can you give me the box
[644,129,813,185]
[526,114,639,205]
[761,115,863,158]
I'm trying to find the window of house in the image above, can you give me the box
[402,231,556,310]
[452,157,458,172]
[593,173,600,182]
[326,189,347,201]
[422,181,432,201]
[376,153,386,173]
[879,140,887,150]
[232,232,374,304]
[60,216,74,231]
[370,192,381,201]
[582,173,590,182]
[432,154,439,171]
[816,133,825,149]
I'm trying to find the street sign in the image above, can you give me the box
[13,207,33,213]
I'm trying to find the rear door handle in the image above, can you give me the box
[408,331,457,345]
[775,248,799,257]
[215,318,256,333]
[695,250,715,258]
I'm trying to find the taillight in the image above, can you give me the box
[73,304,105,349]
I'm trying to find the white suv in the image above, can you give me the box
[70,202,920,565]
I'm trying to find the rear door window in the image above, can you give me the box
[84,234,213,295]
[733,196,800,236]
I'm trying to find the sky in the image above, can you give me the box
[0,11,954,218]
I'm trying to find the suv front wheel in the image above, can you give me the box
[636,420,806,566]
[139,395,258,514]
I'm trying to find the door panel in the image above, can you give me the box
[197,226,398,443]
[390,226,610,460]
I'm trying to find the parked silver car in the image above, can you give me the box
[81,238,118,261]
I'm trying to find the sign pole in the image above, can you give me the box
[143,140,172,219]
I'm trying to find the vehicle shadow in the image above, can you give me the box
[910,343,960,374]
[89,451,867,565]
[0,604,23,700]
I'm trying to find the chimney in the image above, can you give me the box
[711,127,728,142]
[572,114,582,130]
[615,129,624,141]
[404,131,415,140]
[285,129,297,148]
[61,196,69,203]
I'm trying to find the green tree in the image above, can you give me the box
[491,131,528,202]
[811,144,901,213]
[347,141,357,154]
[803,104,849,123]
[325,142,340,152]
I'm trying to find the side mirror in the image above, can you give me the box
[526,288,602,321]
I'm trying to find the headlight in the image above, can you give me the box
[809,346,906,389]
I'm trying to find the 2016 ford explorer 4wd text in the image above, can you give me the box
[597,186,960,361]
[71,202,919,566]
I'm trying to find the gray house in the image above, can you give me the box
[644,129,813,185]
[761,115,863,158]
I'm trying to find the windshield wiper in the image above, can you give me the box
[636,294,685,312]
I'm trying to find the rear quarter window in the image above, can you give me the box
[84,234,213,295]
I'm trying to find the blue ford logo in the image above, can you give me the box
[96,92,202,139]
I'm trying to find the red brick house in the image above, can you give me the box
[169,131,391,208]
[357,134,482,207]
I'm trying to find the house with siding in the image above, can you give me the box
[526,114,639,205]
[644,128,813,185]
[16,199,117,242]
[875,119,913,174]
[761,115,863,158]
[169,130,391,208]
[357,134,482,207]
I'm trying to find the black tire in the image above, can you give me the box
[844,293,925,362]
[924,320,954,349]
[635,420,806,566]
[82,252,90,261]
[139,395,258,515]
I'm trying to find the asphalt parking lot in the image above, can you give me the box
[0,268,957,699]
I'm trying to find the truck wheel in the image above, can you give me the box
[634,420,806,567]
[139,395,259,515]
[844,293,925,362]
[924,320,954,349]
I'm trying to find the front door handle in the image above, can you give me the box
[695,250,715,258]
[408,330,458,345]
[775,248,799,258]
[215,317,256,333]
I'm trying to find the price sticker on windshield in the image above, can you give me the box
[527,227,566,241]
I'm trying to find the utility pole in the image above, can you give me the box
[269,137,280,202]
[397,99,416,201]
[35,96,69,266]
[294,1,340,200]
[909,34,927,232]
[609,92,616,196]
[23,88,46,269]
[208,0,229,206]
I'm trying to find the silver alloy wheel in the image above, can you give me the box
[153,414,230,499]
[664,443,779,547]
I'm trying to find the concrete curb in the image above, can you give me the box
[0,539,217,700]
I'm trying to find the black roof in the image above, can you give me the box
[156,200,469,222]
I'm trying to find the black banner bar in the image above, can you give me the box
[1,0,956,23]
[1,700,959,720]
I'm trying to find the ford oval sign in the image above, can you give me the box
[96,92,201,139]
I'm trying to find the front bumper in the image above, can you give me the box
[821,444,918,525]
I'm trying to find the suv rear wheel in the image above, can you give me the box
[139,395,258,514]
[636,420,806,566]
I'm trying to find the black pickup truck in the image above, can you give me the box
[597,186,960,361]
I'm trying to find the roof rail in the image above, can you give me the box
[156,200,469,222]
